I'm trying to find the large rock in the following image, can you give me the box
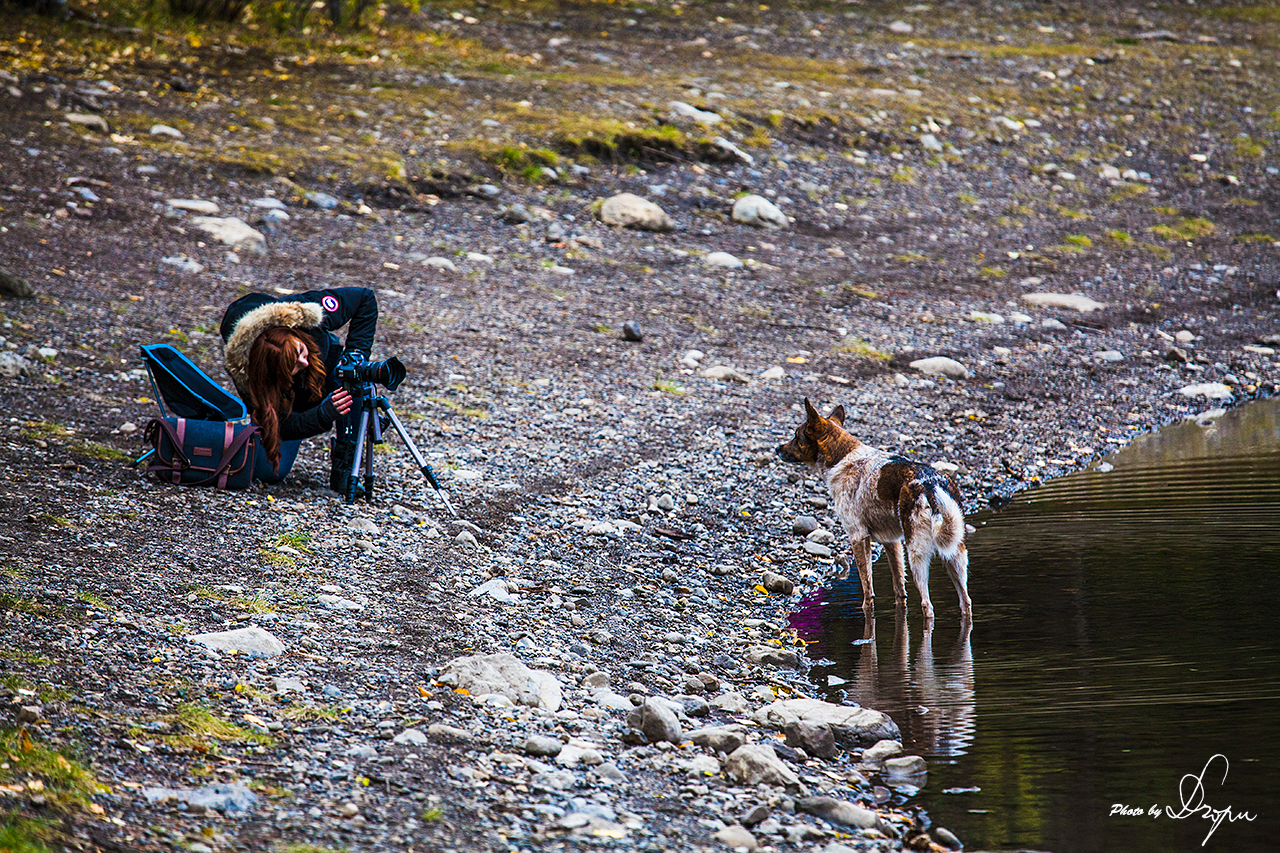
[190,216,267,254]
[723,744,805,792]
[598,193,674,232]
[731,194,788,230]
[744,645,801,668]
[753,698,900,748]
[440,652,562,712]
[0,268,34,299]
[797,796,879,829]
[687,725,748,754]
[188,627,286,657]
[627,697,683,744]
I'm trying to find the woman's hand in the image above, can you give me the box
[330,387,354,415]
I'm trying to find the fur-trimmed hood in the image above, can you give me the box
[223,300,323,388]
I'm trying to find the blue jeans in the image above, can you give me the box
[253,439,301,484]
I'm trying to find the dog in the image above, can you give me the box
[777,398,972,625]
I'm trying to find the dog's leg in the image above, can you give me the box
[903,524,936,626]
[945,540,973,621]
[851,537,875,614]
[886,541,908,604]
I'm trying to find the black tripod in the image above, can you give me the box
[342,380,457,517]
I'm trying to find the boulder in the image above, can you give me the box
[723,744,804,792]
[188,627,285,657]
[797,796,879,829]
[598,193,674,232]
[731,194,788,230]
[440,652,562,712]
[753,698,900,748]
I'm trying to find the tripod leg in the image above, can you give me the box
[363,408,376,502]
[379,401,458,518]
[346,407,370,504]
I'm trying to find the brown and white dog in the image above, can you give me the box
[777,398,972,625]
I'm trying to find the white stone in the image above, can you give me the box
[188,627,285,656]
[668,101,721,124]
[149,124,184,139]
[441,652,562,711]
[909,356,969,379]
[423,257,458,272]
[1021,292,1107,312]
[704,251,744,269]
[167,199,220,215]
[1178,383,1234,400]
[190,216,266,254]
[598,193,674,232]
[758,366,786,381]
[701,365,750,383]
[732,194,788,230]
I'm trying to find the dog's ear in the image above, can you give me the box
[829,404,846,426]
[802,397,820,422]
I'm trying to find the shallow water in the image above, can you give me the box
[790,397,1280,852]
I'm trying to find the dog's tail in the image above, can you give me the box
[910,481,965,556]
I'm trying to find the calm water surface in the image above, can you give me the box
[789,397,1280,852]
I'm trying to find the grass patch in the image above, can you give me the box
[71,442,132,464]
[426,397,488,419]
[0,815,59,853]
[1055,206,1091,221]
[1107,182,1147,202]
[0,594,48,616]
[274,531,313,551]
[1237,233,1277,243]
[19,423,70,442]
[144,703,275,750]
[1064,234,1092,247]
[0,728,107,811]
[651,379,686,395]
[835,339,892,361]
[978,266,1007,277]
[1149,218,1215,241]
[281,705,347,722]
[1106,230,1135,246]
[1231,136,1266,158]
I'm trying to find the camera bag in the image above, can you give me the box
[144,417,260,490]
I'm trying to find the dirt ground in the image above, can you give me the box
[1,1,1278,851]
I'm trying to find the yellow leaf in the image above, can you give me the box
[418,686,430,698]
[88,802,106,816]
[786,356,808,364]
[754,584,768,594]
[454,688,470,695]
[27,779,45,792]
[19,728,33,753]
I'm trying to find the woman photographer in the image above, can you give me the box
[219,286,378,493]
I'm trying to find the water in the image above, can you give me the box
[789,397,1280,852]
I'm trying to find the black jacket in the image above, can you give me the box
[220,287,378,440]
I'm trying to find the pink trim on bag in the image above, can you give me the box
[174,418,186,485]
[218,421,234,489]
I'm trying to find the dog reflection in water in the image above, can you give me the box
[790,584,976,759]
[777,398,972,626]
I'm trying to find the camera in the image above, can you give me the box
[337,352,406,392]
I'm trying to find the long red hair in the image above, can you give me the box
[245,327,326,472]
